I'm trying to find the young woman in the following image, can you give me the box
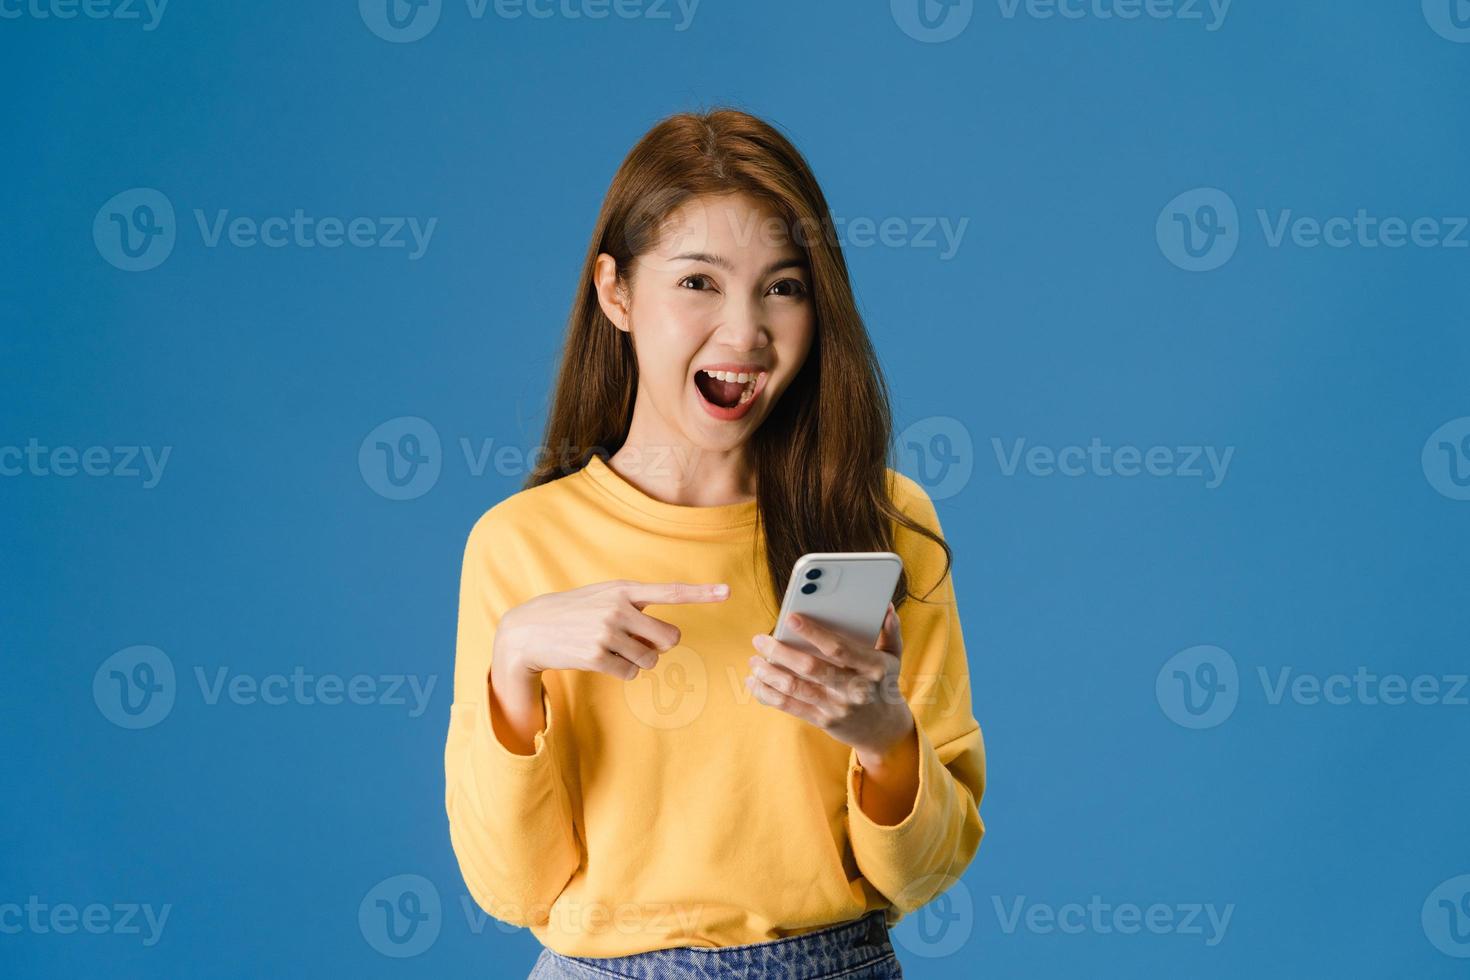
[445,109,985,980]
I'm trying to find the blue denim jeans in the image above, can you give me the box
[527,910,903,979]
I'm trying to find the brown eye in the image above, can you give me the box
[767,278,808,298]
[679,274,716,291]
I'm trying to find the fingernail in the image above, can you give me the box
[713,584,730,597]
[752,635,770,653]
[787,614,802,629]
[748,656,760,669]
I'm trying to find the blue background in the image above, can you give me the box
[4,0,1469,976]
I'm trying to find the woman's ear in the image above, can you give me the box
[594,254,631,333]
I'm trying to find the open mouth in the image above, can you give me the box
[692,367,768,420]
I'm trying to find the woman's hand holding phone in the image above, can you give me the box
[748,606,923,824]
[747,605,915,766]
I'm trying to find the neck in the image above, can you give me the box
[609,400,755,507]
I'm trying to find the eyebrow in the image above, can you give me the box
[670,252,809,277]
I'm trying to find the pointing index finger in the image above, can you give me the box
[625,582,731,609]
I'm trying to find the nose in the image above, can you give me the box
[714,293,769,353]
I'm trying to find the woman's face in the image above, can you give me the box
[598,193,816,457]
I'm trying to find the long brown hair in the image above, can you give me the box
[526,108,951,614]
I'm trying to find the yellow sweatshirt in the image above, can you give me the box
[444,455,985,956]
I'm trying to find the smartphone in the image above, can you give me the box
[773,552,903,654]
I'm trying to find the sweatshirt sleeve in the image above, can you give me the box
[846,476,986,913]
[443,508,581,927]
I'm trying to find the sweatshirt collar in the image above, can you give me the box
[580,455,758,530]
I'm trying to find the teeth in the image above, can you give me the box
[702,369,755,383]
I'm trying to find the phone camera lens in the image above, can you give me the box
[805,568,822,580]
[800,583,818,595]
